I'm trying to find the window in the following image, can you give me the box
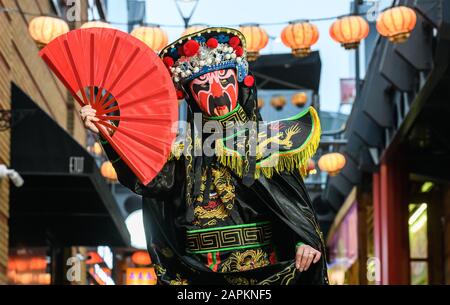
[408,203,429,284]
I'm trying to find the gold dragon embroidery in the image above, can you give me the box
[256,124,301,159]
[220,249,271,273]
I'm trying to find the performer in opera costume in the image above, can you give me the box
[80,28,328,285]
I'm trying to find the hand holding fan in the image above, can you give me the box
[39,28,178,185]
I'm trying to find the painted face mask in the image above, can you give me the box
[189,69,238,117]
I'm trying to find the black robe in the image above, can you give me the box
[102,141,329,285]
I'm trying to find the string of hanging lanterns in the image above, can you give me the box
[130,25,169,52]
[20,5,418,55]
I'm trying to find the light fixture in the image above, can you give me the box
[270,95,286,111]
[408,203,427,225]
[420,182,434,193]
[291,92,308,107]
[281,20,319,57]
[0,109,11,131]
[410,214,427,234]
[329,16,369,49]
[28,16,69,47]
[318,152,346,176]
[376,6,417,43]
[131,251,151,266]
[100,161,117,182]
[0,164,24,187]
[125,209,147,249]
[239,24,269,61]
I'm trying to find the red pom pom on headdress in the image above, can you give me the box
[243,75,254,87]
[206,38,218,49]
[176,89,185,100]
[163,56,174,67]
[183,40,200,57]
[177,45,185,57]
[229,36,241,48]
[235,46,244,57]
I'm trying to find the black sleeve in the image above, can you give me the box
[98,135,176,196]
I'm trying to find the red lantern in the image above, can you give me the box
[281,21,319,57]
[291,92,308,107]
[376,6,417,43]
[239,24,269,61]
[318,153,346,176]
[101,161,118,182]
[270,96,286,111]
[330,16,369,49]
[131,251,152,266]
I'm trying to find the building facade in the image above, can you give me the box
[0,0,91,284]
[320,0,450,285]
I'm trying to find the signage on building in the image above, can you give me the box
[126,268,157,285]
[340,78,356,105]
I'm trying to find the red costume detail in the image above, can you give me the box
[163,56,174,67]
[176,89,185,100]
[234,46,244,57]
[229,36,240,48]
[183,40,200,57]
[243,75,255,87]
[206,38,219,48]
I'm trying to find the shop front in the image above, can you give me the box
[8,84,130,284]
[318,0,450,285]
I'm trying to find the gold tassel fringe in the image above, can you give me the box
[216,106,321,179]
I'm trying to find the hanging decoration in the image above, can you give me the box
[281,20,319,57]
[239,24,268,61]
[376,6,417,43]
[28,16,69,47]
[270,95,286,111]
[291,92,308,107]
[101,161,118,181]
[131,25,169,52]
[131,251,152,266]
[329,16,369,49]
[318,152,346,176]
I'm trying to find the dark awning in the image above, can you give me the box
[249,52,321,92]
[9,83,130,247]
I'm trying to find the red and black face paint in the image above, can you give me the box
[189,69,238,117]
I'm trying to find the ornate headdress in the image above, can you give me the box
[159,27,253,94]
[162,27,321,191]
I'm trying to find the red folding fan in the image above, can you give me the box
[39,28,178,185]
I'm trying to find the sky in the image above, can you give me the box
[105,0,392,113]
